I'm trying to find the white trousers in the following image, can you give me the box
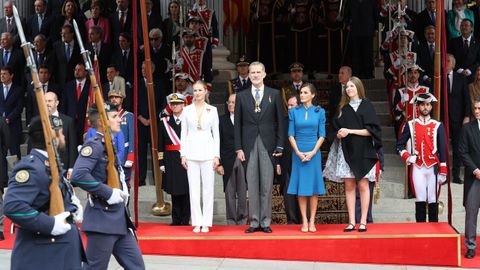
[187,159,215,227]
[412,165,438,203]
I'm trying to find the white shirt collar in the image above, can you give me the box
[477,119,480,130]
[52,110,59,117]
[76,78,86,86]
[3,82,11,89]
[230,113,234,125]
[463,35,472,43]
[34,148,48,157]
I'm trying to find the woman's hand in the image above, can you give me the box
[337,128,350,138]
[181,157,188,170]
[213,157,220,170]
[296,151,306,161]
[303,151,316,162]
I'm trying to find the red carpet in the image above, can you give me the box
[2,220,480,268]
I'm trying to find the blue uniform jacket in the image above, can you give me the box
[3,149,84,270]
[85,127,125,163]
[71,132,133,235]
[120,110,135,165]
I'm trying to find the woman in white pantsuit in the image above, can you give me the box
[181,80,220,233]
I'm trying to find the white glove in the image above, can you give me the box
[407,155,417,164]
[402,93,410,102]
[51,212,72,236]
[71,194,84,223]
[386,31,393,41]
[124,160,133,168]
[394,58,402,68]
[107,188,128,205]
[160,166,165,173]
[438,174,447,184]
[176,58,184,68]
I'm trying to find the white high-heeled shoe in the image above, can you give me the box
[193,226,201,233]
[201,226,209,233]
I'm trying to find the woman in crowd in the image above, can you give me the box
[469,66,480,112]
[53,0,86,41]
[287,83,326,233]
[85,0,111,44]
[180,80,220,233]
[324,77,382,233]
[162,1,181,48]
[446,0,474,39]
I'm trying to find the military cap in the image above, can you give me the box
[406,64,424,72]
[410,93,438,104]
[186,16,201,24]
[289,62,304,72]
[236,55,249,66]
[174,72,194,83]
[182,28,195,37]
[400,29,415,40]
[107,76,126,98]
[167,93,186,104]
[28,115,63,134]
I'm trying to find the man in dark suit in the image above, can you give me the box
[25,65,59,124]
[470,0,480,40]
[280,63,305,114]
[60,63,91,145]
[218,93,247,225]
[0,32,25,87]
[459,99,480,259]
[417,25,436,87]
[0,66,23,159]
[110,0,132,49]
[87,26,112,84]
[45,92,77,175]
[137,0,162,47]
[111,32,134,88]
[26,0,53,42]
[413,0,436,43]
[0,1,25,46]
[234,61,285,233]
[137,61,163,186]
[30,34,54,77]
[328,66,351,142]
[139,28,170,92]
[225,56,251,111]
[444,54,471,184]
[447,18,479,82]
[52,24,82,90]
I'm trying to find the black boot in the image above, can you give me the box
[415,202,427,222]
[428,203,439,222]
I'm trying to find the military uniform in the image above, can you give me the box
[188,3,220,47]
[4,149,85,270]
[393,83,429,137]
[71,132,145,270]
[158,94,190,225]
[225,56,251,110]
[280,63,305,115]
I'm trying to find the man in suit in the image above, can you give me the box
[234,61,285,233]
[417,25,436,87]
[60,63,91,145]
[459,98,480,259]
[0,32,25,87]
[413,0,436,43]
[217,93,247,225]
[44,92,77,175]
[328,66,351,142]
[280,62,306,114]
[140,28,170,92]
[448,18,479,82]
[0,1,25,46]
[225,56,251,111]
[27,34,54,83]
[110,0,132,49]
[137,0,162,47]
[444,54,471,184]
[111,32,134,88]
[0,66,23,159]
[26,0,53,42]
[52,24,81,90]
[87,26,112,84]
[25,65,59,124]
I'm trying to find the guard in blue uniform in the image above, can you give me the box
[4,116,85,270]
[71,103,145,270]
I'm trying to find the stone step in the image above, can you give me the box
[382,126,395,139]
[366,89,388,102]
[372,101,390,114]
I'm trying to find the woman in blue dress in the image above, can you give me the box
[287,83,326,233]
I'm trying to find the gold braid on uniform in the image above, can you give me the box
[157,152,164,160]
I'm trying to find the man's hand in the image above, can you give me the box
[181,157,188,170]
[107,188,128,205]
[216,165,224,175]
[236,150,246,162]
[51,212,72,236]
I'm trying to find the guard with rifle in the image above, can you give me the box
[4,116,86,270]
[396,93,447,223]
[188,0,219,47]
[71,103,145,270]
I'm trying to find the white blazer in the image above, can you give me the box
[180,103,220,161]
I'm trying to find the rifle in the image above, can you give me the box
[140,0,171,216]
[13,6,65,216]
[172,41,176,93]
[72,19,119,189]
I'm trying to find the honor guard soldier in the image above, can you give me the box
[281,62,305,114]
[4,116,85,270]
[108,79,135,188]
[188,0,220,47]
[163,73,193,116]
[71,102,145,270]
[397,93,447,223]
[225,56,251,108]
[158,93,190,226]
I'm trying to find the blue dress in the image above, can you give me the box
[287,105,326,196]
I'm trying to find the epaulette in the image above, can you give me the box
[23,155,35,163]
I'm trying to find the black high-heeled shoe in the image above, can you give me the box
[358,223,367,232]
[343,223,356,232]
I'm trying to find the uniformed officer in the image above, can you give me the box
[4,116,85,270]
[281,62,306,114]
[158,93,190,226]
[71,102,145,270]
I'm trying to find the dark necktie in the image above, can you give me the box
[2,50,9,65]
[65,43,71,62]
[464,39,469,55]
[242,79,246,86]
[175,118,180,125]
[38,52,44,65]
[122,50,128,67]
[119,11,125,29]
[429,44,434,59]
[6,18,11,32]
[431,11,436,24]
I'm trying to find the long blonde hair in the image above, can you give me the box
[337,76,366,117]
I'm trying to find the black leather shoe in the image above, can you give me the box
[344,223,356,232]
[0,231,4,241]
[245,227,260,233]
[262,226,273,233]
[453,178,464,184]
[466,249,475,259]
